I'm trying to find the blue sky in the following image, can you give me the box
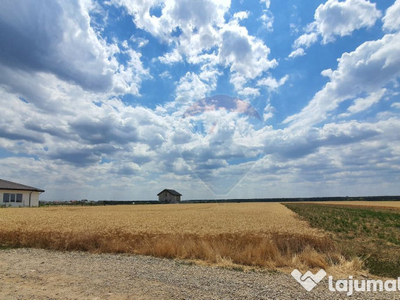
[0,0,399,200]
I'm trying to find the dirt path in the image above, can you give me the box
[0,248,397,299]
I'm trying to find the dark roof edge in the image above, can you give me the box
[0,179,45,192]
[157,189,182,196]
[0,187,45,192]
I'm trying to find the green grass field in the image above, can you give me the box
[285,203,400,278]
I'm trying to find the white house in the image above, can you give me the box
[0,179,45,207]
[157,189,182,203]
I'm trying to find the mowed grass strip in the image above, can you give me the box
[0,203,339,270]
[310,201,400,210]
[284,203,400,278]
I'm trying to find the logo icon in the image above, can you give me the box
[291,269,327,291]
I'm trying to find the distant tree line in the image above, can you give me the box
[39,195,400,206]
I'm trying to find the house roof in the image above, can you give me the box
[0,179,45,192]
[157,189,182,196]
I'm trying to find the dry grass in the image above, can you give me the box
[0,203,352,272]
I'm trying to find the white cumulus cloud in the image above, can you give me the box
[290,0,381,57]
[285,32,400,128]
[288,48,306,58]
[258,75,289,92]
[315,0,381,43]
[383,0,400,32]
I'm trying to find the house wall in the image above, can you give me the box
[158,191,181,203]
[158,191,169,202]
[0,190,41,207]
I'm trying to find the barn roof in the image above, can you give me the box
[0,179,45,192]
[157,189,182,196]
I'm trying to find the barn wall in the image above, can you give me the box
[158,191,181,203]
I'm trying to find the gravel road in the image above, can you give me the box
[0,248,398,299]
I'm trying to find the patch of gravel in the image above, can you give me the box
[0,248,398,299]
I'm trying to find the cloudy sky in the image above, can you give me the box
[0,0,399,201]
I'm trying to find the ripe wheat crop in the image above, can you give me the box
[0,203,350,272]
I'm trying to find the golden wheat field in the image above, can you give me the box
[0,203,320,235]
[0,203,347,271]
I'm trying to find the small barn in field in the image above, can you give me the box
[157,189,182,203]
[0,179,45,207]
